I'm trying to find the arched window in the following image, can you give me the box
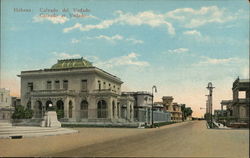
[34,100,42,118]
[112,101,115,118]
[81,100,88,118]
[97,100,107,118]
[27,101,31,109]
[46,100,53,111]
[98,80,101,90]
[69,100,73,118]
[117,102,120,118]
[56,100,64,119]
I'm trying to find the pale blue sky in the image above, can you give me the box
[1,0,249,117]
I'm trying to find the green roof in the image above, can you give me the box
[51,57,93,69]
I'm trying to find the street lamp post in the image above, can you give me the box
[152,85,157,128]
[206,82,215,128]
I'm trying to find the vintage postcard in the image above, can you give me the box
[0,0,249,157]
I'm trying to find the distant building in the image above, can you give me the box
[121,91,152,123]
[18,58,133,124]
[153,102,164,112]
[121,91,171,124]
[11,96,21,107]
[0,88,14,121]
[221,77,250,124]
[162,96,182,121]
[214,109,227,121]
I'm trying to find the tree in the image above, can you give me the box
[181,104,186,121]
[12,106,33,119]
[181,105,193,121]
[185,107,193,117]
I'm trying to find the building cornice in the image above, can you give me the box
[17,67,123,84]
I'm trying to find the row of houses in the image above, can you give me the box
[1,57,192,125]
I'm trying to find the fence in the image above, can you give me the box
[134,108,171,124]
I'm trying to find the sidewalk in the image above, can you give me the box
[213,121,231,129]
[0,126,78,139]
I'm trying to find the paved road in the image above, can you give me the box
[53,121,249,157]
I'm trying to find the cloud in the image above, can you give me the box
[63,6,245,34]
[64,10,175,35]
[168,48,189,54]
[52,52,81,59]
[126,38,144,44]
[87,34,144,44]
[241,66,249,78]
[94,34,124,41]
[51,52,148,68]
[33,15,69,24]
[195,56,242,65]
[166,6,242,28]
[182,29,210,42]
[71,38,80,44]
[183,30,201,37]
[96,52,149,68]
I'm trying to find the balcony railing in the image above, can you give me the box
[30,90,76,96]
[92,89,118,95]
[232,98,250,104]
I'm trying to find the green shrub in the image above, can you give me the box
[56,109,64,119]
[12,106,33,119]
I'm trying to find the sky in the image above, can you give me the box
[1,0,249,117]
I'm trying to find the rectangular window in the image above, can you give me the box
[55,80,60,89]
[103,82,106,89]
[28,82,33,91]
[239,91,246,99]
[81,80,87,91]
[98,80,101,90]
[47,81,52,90]
[0,93,3,102]
[63,80,68,90]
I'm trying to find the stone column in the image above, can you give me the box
[127,101,130,120]
[31,99,36,119]
[113,100,117,120]
[64,98,69,119]
[108,98,112,119]
[130,103,134,122]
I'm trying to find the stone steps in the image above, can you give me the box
[0,126,78,139]
[0,127,60,134]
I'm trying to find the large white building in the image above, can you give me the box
[18,58,133,123]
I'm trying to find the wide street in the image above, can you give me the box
[1,121,249,157]
[54,121,249,157]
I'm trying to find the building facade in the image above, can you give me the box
[0,88,14,122]
[18,58,133,123]
[162,96,182,121]
[221,78,250,124]
[122,91,152,123]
